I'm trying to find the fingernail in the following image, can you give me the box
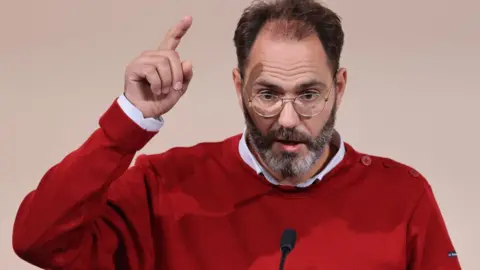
[173,82,183,91]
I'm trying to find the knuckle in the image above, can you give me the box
[161,75,172,83]
[157,56,170,65]
[157,67,172,79]
[170,50,180,58]
[142,64,155,72]
[159,50,179,59]
[140,50,154,57]
[145,67,157,76]
[125,65,140,77]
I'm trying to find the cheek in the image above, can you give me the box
[251,113,275,133]
[305,113,330,135]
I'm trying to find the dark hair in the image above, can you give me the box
[233,0,344,77]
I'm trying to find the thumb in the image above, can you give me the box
[181,60,193,86]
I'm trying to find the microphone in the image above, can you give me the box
[279,228,297,270]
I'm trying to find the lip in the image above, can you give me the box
[275,141,303,152]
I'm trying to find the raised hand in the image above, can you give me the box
[124,16,194,118]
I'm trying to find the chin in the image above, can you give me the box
[263,148,319,178]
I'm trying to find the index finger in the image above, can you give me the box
[158,16,193,50]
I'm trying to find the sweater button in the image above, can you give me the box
[361,155,372,166]
[409,169,420,177]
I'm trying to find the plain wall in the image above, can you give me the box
[1,0,479,269]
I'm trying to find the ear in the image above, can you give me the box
[334,68,347,108]
[232,68,244,109]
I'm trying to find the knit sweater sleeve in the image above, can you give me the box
[406,183,461,270]
[12,100,159,269]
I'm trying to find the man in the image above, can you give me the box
[12,0,461,269]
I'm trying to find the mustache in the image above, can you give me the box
[266,127,311,144]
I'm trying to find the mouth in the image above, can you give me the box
[275,140,304,151]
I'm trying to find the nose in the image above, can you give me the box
[277,101,300,128]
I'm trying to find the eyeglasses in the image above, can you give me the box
[248,86,333,118]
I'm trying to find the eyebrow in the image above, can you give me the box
[253,80,278,89]
[253,78,328,91]
[297,79,328,89]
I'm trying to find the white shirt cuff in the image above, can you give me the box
[117,94,164,132]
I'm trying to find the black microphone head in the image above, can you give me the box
[280,228,297,253]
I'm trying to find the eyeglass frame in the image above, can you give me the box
[247,80,336,118]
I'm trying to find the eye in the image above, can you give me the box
[257,90,278,101]
[298,91,321,101]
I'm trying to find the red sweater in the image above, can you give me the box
[12,100,461,270]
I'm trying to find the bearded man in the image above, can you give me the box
[12,0,461,269]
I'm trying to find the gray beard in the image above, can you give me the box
[242,99,337,179]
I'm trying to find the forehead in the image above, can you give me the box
[244,27,331,86]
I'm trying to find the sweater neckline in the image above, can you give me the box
[227,134,360,199]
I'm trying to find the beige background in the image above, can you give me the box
[1,0,479,269]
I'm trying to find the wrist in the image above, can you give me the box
[117,94,164,132]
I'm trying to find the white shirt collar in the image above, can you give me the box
[238,129,345,187]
